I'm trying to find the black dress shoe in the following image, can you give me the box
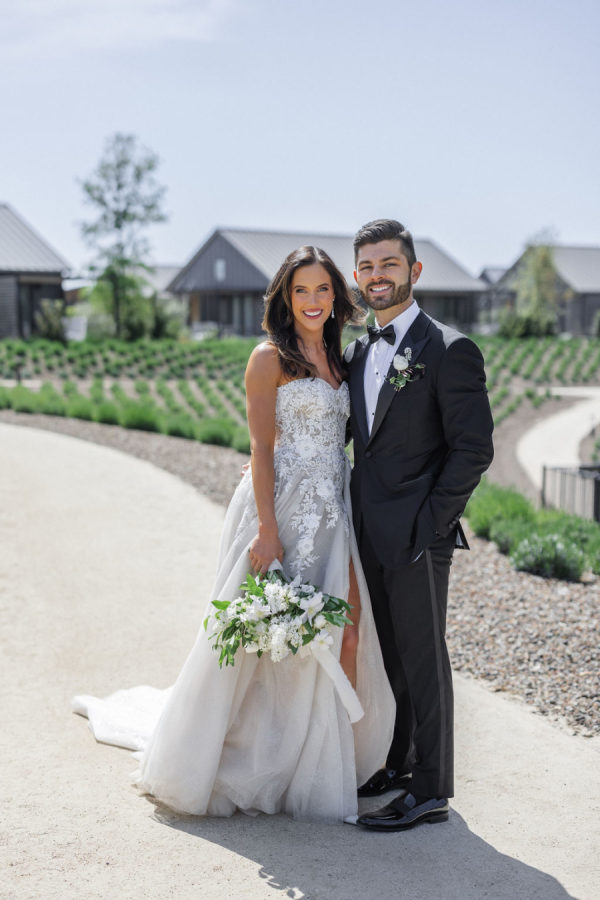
[357,791,449,831]
[357,767,412,798]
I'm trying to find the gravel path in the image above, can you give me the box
[1,408,598,738]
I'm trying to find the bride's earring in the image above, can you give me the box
[330,295,335,319]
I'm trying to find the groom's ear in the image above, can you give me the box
[353,269,358,284]
[411,261,423,284]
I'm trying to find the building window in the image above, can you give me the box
[214,258,226,282]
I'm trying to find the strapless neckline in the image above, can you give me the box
[278,378,348,394]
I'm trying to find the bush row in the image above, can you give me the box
[0,383,250,453]
[465,480,600,580]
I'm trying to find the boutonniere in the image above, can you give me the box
[388,347,426,392]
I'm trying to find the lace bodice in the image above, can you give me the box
[274,378,350,576]
[275,378,349,463]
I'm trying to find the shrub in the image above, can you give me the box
[37,383,66,416]
[510,534,585,582]
[9,385,38,413]
[465,480,535,539]
[89,379,105,404]
[66,396,95,420]
[232,426,251,454]
[535,509,600,574]
[94,400,120,425]
[0,386,10,409]
[498,308,556,338]
[119,400,162,432]
[196,417,234,447]
[163,412,198,439]
[488,517,532,555]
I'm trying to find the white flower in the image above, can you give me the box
[393,354,409,372]
[312,630,334,651]
[403,346,412,361]
[244,642,260,654]
[313,613,327,629]
[264,582,287,613]
[246,599,270,621]
[299,592,324,622]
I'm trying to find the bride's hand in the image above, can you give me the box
[248,531,284,575]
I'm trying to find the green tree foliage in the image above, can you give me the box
[499,237,563,337]
[80,133,167,339]
[34,299,66,343]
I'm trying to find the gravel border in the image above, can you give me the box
[2,408,598,737]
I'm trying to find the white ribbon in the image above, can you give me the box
[310,644,364,723]
[266,558,364,723]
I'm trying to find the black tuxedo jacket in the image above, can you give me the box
[344,311,494,568]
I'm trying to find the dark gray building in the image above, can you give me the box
[0,204,70,338]
[493,245,600,335]
[169,227,486,336]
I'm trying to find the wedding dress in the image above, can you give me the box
[73,378,395,823]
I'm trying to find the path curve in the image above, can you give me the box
[1,422,598,900]
[516,386,600,489]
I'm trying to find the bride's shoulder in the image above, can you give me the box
[246,341,281,388]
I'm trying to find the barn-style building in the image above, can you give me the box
[169,228,486,336]
[0,204,70,338]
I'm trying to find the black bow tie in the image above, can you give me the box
[367,324,396,345]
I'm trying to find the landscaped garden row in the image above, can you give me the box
[2,335,600,445]
[0,378,250,453]
[465,479,600,580]
[2,335,600,384]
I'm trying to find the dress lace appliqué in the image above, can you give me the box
[236,379,350,578]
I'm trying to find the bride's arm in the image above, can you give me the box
[245,343,284,574]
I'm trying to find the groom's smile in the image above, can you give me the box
[354,238,423,324]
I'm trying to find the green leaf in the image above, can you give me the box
[212,599,230,611]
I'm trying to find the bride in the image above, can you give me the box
[73,246,395,823]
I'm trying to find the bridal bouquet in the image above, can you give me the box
[204,569,353,668]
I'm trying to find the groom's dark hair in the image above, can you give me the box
[353,219,417,268]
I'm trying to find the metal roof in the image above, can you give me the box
[497,245,600,294]
[177,227,484,294]
[0,203,70,274]
[552,246,600,293]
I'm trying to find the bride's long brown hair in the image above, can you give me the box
[262,246,363,381]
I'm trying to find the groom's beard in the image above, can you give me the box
[361,273,412,311]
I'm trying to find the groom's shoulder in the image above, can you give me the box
[424,314,477,353]
[423,315,485,373]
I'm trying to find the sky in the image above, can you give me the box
[1,0,599,277]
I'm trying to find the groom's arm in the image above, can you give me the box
[414,337,494,553]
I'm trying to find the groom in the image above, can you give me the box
[345,219,494,831]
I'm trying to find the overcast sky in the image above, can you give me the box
[1,0,598,276]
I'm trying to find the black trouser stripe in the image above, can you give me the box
[426,548,446,798]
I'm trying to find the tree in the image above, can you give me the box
[509,233,563,336]
[80,133,167,339]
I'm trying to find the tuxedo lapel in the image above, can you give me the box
[368,311,432,446]
[349,336,370,445]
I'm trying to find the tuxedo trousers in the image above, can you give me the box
[358,527,455,799]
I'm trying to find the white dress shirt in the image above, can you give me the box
[364,302,421,435]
